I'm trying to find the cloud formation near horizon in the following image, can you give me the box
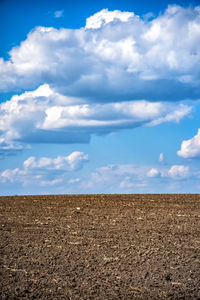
[1,159,193,192]
[83,162,193,193]
[0,151,88,186]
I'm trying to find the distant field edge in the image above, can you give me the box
[0,193,200,198]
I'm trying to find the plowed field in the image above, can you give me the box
[0,194,199,299]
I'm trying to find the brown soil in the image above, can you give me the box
[0,194,200,299]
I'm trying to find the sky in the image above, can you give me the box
[0,0,200,195]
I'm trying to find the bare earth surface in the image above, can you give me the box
[0,194,200,299]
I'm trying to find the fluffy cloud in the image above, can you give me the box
[0,151,88,185]
[83,162,194,193]
[0,84,192,150]
[0,5,200,102]
[146,168,160,178]
[168,165,190,179]
[92,163,191,184]
[177,129,200,158]
[85,9,134,29]
[23,151,88,171]
[0,5,199,158]
[0,159,195,193]
[1,168,25,183]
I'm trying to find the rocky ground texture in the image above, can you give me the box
[0,194,200,299]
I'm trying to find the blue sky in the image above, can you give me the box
[1,0,200,195]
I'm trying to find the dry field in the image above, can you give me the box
[0,194,199,299]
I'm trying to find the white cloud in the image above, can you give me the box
[54,10,64,18]
[0,151,88,184]
[168,165,190,179]
[87,163,193,192]
[149,104,192,126]
[68,178,80,184]
[177,129,200,158]
[0,5,199,157]
[1,158,196,193]
[0,84,192,150]
[1,168,22,182]
[82,162,195,193]
[85,9,134,29]
[147,168,160,178]
[23,151,88,171]
[0,5,200,103]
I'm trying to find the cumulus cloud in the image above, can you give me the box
[1,168,25,183]
[89,163,193,189]
[177,129,200,158]
[0,151,88,184]
[90,163,162,186]
[1,158,195,192]
[147,168,160,178]
[85,9,134,29]
[23,151,88,171]
[82,162,195,193]
[0,84,192,150]
[168,165,190,179]
[0,5,200,103]
[0,5,199,158]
